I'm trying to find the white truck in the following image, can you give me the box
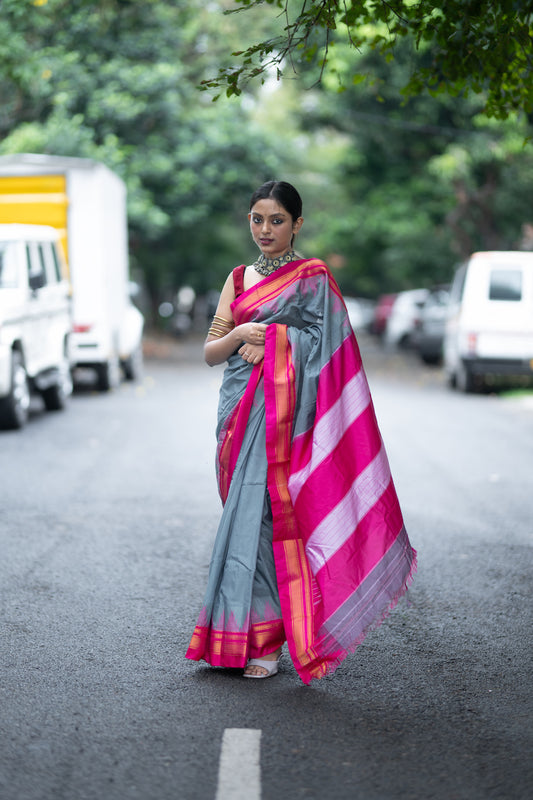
[0,154,143,393]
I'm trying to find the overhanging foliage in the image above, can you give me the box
[203,0,533,118]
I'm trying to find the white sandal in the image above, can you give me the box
[243,654,282,679]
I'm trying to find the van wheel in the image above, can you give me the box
[95,356,121,392]
[456,362,475,393]
[122,344,143,381]
[42,356,73,411]
[0,351,31,429]
[421,353,441,365]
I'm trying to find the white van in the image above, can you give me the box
[444,251,533,392]
[0,224,72,428]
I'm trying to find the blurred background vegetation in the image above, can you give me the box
[1,0,532,320]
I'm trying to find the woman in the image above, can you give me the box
[186,181,416,683]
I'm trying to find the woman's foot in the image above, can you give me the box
[243,648,282,678]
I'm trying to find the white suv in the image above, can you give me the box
[0,224,72,429]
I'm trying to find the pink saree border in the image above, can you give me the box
[187,618,285,667]
[258,262,415,683]
[230,258,341,323]
[217,364,263,503]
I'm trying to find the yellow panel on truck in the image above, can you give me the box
[0,174,69,270]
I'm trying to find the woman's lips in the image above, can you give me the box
[260,239,274,245]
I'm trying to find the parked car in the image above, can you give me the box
[344,297,376,332]
[371,293,397,336]
[0,224,72,429]
[384,288,429,349]
[444,251,533,392]
[414,285,450,364]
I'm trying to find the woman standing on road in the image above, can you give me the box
[186,181,416,683]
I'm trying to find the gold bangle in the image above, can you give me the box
[213,314,234,326]
[207,314,235,339]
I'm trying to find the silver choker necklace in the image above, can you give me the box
[253,249,298,276]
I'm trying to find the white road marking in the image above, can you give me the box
[215,728,262,800]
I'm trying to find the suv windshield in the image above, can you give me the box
[0,242,18,288]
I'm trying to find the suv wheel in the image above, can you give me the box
[456,361,475,393]
[0,351,30,429]
[122,344,143,382]
[41,354,73,411]
[95,355,121,392]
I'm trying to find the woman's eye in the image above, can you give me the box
[252,216,262,224]
[272,218,283,225]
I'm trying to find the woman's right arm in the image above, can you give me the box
[204,273,267,366]
[204,274,240,366]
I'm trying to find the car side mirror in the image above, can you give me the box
[29,273,45,291]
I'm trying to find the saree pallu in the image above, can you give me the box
[186,258,416,684]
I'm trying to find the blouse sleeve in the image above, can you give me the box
[232,264,247,298]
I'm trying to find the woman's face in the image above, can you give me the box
[248,198,303,259]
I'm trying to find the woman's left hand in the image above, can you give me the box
[237,322,267,346]
[238,343,265,365]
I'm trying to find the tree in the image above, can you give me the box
[0,0,291,313]
[204,0,533,119]
[249,35,533,297]
[2,0,531,307]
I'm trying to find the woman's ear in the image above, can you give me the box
[293,216,304,236]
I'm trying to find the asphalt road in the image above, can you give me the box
[1,334,532,800]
